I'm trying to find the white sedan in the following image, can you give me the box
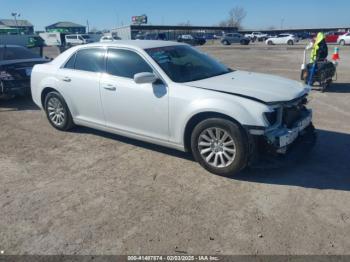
[266,34,298,45]
[31,41,314,176]
[100,35,120,42]
[338,32,350,45]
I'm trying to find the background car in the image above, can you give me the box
[245,32,268,42]
[221,33,250,45]
[325,31,344,43]
[135,33,167,40]
[65,34,93,46]
[337,32,350,45]
[100,35,121,42]
[0,45,49,98]
[177,34,206,45]
[266,33,298,45]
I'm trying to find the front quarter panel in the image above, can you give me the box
[169,83,270,145]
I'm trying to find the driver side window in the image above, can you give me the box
[106,49,153,78]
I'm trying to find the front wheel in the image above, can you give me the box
[44,91,74,131]
[222,40,230,45]
[191,118,249,176]
[267,40,273,45]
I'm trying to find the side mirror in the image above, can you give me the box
[134,72,157,84]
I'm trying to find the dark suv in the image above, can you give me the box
[177,35,206,46]
[0,45,49,98]
[221,33,250,45]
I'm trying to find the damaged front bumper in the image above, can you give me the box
[247,109,315,154]
[265,109,313,153]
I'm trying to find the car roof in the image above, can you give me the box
[83,40,185,50]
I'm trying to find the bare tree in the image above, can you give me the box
[220,6,247,29]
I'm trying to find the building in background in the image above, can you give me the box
[0,19,34,34]
[112,24,238,40]
[45,22,86,34]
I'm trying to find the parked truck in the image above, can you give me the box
[244,32,268,42]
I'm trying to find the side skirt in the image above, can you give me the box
[73,118,186,152]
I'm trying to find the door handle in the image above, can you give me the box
[62,77,71,82]
[103,84,116,91]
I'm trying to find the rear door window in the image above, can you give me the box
[73,48,105,73]
[64,53,76,69]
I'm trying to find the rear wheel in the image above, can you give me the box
[190,118,249,176]
[340,40,345,46]
[44,91,74,131]
[287,40,294,45]
[222,40,230,45]
[267,40,273,45]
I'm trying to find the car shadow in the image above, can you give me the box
[326,82,350,93]
[73,126,194,161]
[236,129,350,191]
[74,126,350,191]
[0,96,40,112]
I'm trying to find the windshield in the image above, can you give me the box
[0,46,40,61]
[146,45,231,83]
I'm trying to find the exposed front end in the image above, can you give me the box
[248,95,316,155]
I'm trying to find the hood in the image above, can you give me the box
[0,58,49,67]
[184,71,310,104]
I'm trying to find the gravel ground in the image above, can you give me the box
[1,43,350,255]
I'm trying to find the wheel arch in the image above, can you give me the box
[41,87,58,108]
[183,111,245,152]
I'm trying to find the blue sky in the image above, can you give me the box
[1,0,349,31]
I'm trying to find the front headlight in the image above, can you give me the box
[0,71,14,81]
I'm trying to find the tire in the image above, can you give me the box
[340,40,345,46]
[44,91,74,131]
[287,40,294,45]
[190,118,249,176]
[222,40,230,46]
[267,40,273,45]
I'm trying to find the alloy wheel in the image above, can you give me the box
[198,127,236,168]
[47,97,65,126]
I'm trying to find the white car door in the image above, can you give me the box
[100,48,169,141]
[56,47,106,126]
[274,34,284,44]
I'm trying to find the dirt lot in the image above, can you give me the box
[1,43,350,255]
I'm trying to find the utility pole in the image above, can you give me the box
[11,12,20,34]
[86,20,90,34]
[280,18,285,30]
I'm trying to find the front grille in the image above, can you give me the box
[282,99,307,128]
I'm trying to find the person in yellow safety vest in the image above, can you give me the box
[310,32,328,63]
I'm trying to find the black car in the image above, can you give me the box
[0,45,49,97]
[177,35,206,46]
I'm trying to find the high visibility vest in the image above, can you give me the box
[310,32,325,62]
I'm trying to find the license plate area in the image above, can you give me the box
[279,113,312,148]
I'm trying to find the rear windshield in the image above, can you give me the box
[0,46,40,61]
